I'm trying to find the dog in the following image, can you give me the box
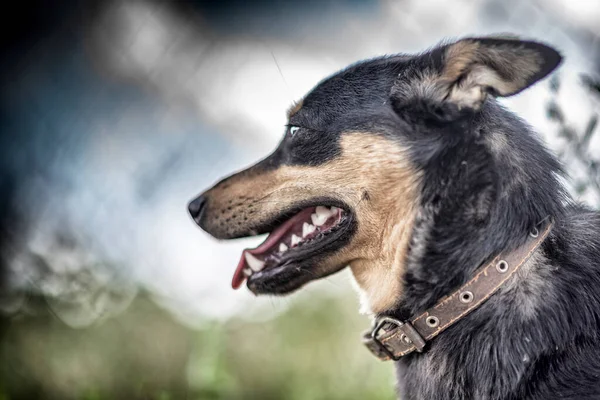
[188,36,600,399]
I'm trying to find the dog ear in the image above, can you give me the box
[391,37,562,119]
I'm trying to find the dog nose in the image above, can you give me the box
[188,195,207,221]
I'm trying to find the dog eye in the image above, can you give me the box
[289,126,300,136]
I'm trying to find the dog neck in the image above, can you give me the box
[363,220,554,361]
[350,207,418,315]
[379,103,568,320]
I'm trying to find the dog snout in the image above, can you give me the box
[187,158,279,238]
[188,194,207,224]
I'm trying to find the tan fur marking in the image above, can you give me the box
[442,40,544,109]
[204,133,421,313]
[442,40,480,82]
[287,100,303,118]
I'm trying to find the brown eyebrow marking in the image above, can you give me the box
[287,99,303,118]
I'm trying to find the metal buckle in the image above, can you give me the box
[371,317,405,361]
[371,316,427,360]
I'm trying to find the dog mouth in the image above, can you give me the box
[232,205,351,290]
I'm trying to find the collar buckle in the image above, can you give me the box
[371,316,426,360]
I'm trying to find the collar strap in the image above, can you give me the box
[363,220,553,361]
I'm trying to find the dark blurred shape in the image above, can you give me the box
[0,0,80,289]
[0,0,80,80]
[582,75,600,98]
[181,0,379,36]
[0,174,22,296]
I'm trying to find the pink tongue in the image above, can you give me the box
[231,208,314,289]
[231,257,248,290]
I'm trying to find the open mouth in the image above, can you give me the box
[232,206,350,290]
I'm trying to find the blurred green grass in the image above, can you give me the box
[0,292,396,400]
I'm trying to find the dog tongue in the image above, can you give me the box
[231,257,249,290]
[231,208,314,289]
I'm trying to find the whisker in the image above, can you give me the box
[271,51,293,102]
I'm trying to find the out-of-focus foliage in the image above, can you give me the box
[0,293,395,400]
[547,75,600,202]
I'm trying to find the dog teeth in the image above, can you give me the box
[279,243,288,253]
[245,252,265,271]
[310,213,327,226]
[330,206,340,214]
[243,268,252,277]
[302,222,316,237]
[291,234,301,247]
[312,206,332,226]
[316,206,332,217]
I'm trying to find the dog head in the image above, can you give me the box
[189,37,561,313]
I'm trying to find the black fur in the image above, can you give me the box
[193,37,600,399]
[383,43,599,399]
[272,56,408,168]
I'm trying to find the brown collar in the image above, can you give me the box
[363,220,553,361]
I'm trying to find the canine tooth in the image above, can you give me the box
[245,252,265,271]
[330,206,340,214]
[316,206,332,217]
[311,213,328,227]
[302,222,316,237]
[279,243,288,252]
[243,268,252,277]
[291,234,301,247]
[314,206,333,224]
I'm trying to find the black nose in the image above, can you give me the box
[188,195,207,221]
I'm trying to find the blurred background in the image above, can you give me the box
[0,0,598,399]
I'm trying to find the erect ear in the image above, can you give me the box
[391,36,562,118]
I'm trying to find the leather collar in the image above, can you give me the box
[363,220,553,361]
